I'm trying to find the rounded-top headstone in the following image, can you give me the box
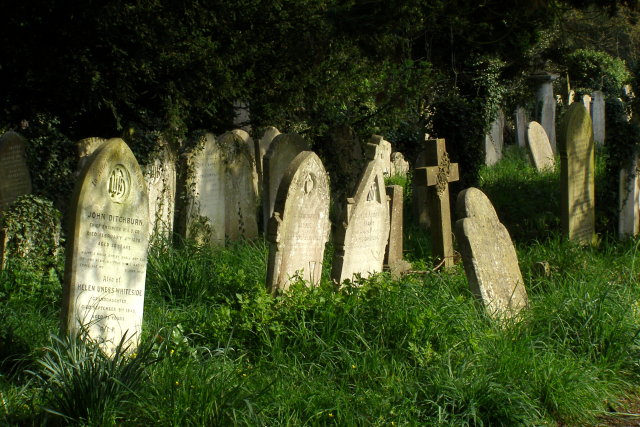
[0,131,32,211]
[525,121,555,171]
[456,187,498,221]
[62,138,149,353]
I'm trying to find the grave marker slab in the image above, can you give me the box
[455,187,528,318]
[266,151,330,293]
[526,121,555,171]
[618,154,640,238]
[62,138,149,353]
[263,133,310,231]
[0,132,32,211]
[485,110,504,166]
[332,136,390,283]
[412,150,430,228]
[390,152,410,178]
[384,185,411,278]
[558,102,595,245]
[591,90,605,145]
[414,138,459,268]
[515,107,528,148]
[144,141,176,242]
[531,72,559,152]
[256,126,281,192]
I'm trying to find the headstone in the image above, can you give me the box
[377,137,393,177]
[514,107,529,148]
[581,94,592,114]
[568,89,575,105]
[412,150,430,228]
[332,135,391,284]
[0,131,32,211]
[526,121,555,171]
[485,110,504,166]
[143,141,176,242]
[455,187,528,318]
[218,130,259,241]
[384,185,411,278]
[179,133,226,245]
[531,72,559,152]
[558,102,595,245]
[618,154,640,238]
[62,138,149,353]
[262,133,310,232]
[266,151,330,293]
[390,152,410,178]
[591,90,605,146]
[225,129,259,199]
[414,138,459,268]
[256,126,281,192]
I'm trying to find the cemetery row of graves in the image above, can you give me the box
[1,87,640,424]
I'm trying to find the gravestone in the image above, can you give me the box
[591,90,605,146]
[225,129,259,199]
[485,110,504,166]
[455,187,528,318]
[266,151,330,293]
[531,72,559,152]
[144,141,176,242]
[414,138,459,268]
[218,130,259,241]
[332,136,390,284]
[526,121,555,171]
[618,154,640,238]
[384,185,411,278]
[179,133,226,245]
[412,150,430,228]
[262,133,310,232]
[558,103,595,245]
[568,89,575,105]
[514,107,529,148]
[390,152,410,178]
[581,94,592,114]
[62,138,149,353]
[256,126,281,192]
[377,137,393,177]
[0,131,32,211]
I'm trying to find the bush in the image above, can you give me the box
[567,49,631,96]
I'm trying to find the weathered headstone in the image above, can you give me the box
[412,150,430,228]
[558,102,595,245]
[591,90,605,146]
[143,141,176,242]
[531,72,559,152]
[414,138,459,268]
[262,133,310,232]
[266,151,330,293]
[384,185,411,278]
[390,152,410,178]
[485,110,504,166]
[62,138,149,353]
[0,131,32,211]
[377,137,393,177]
[256,126,281,192]
[526,121,555,171]
[332,136,391,284]
[218,130,259,241]
[514,107,529,148]
[618,154,640,238]
[581,94,592,114]
[455,187,528,318]
[225,129,259,199]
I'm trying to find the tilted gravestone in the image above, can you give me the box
[266,151,330,294]
[414,138,459,268]
[558,102,595,245]
[262,133,310,232]
[455,187,528,318]
[377,137,393,177]
[526,121,555,171]
[332,136,390,284]
[143,140,176,242]
[62,138,149,353]
[485,110,504,166]
[0,131,32,212]
[384,185,411,278]
[591,90,605,146]
[218,130,259,241]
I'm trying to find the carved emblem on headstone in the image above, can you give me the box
[108,165,130,203]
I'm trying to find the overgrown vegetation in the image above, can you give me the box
[2,155,640,425]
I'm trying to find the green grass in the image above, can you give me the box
[1,151,640,425]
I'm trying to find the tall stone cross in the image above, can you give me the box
[414,138,459,268]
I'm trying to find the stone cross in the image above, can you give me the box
[414,138,459,268]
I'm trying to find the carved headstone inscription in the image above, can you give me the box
[591,90,605,145]
[485,110,504,166]
[558,102,595,245]
[332,136,390,284]
[455,187,528,318]
[62,138,149,353]
[144,141,176,241]
[526,121,555,171]
[0,131,32,211]
[218,130,259,240]
[266,152,330,293]
[262,133,310,232]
